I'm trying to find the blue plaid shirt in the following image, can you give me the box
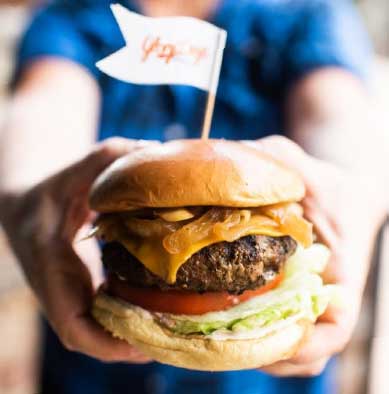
[17,0,370,393]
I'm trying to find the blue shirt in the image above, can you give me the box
[17,1,370,393]
[17,0,370,142]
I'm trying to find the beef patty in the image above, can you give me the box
[103,235,297,294]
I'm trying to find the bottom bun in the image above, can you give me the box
[92,292,311,371]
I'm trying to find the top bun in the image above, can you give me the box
[89,139,305,212]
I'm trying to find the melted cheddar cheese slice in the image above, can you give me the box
[96,205,312,283]
[106,226,284,284]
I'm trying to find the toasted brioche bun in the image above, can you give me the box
[93,292,312,371]
[90,139,305,212]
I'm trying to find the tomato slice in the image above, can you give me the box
[106,273,284,315]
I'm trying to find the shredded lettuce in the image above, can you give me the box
[159,244,338,336]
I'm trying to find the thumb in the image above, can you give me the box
[242,135,318,177]
[242,135,306,163]
[242,135,341,193]
[57,138,159,193]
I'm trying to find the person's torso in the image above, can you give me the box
[87,0,302,141]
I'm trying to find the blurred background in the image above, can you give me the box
[0,1,388,394]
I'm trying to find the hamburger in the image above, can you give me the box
[89,139,333,371]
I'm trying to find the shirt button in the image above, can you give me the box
[164,123,188,140]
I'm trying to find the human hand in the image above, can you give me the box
[0,138,158,362]
[244,136,386,376]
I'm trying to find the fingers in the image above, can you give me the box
[242,136,331,203]
[260,301,357,377]
[260,357,330,377]
[29,223,150,363]
[303,196,341,252]
[48,240,151,363]
[287,322,349,365]
[61,192,92,240]
[242,135,307,169]
[243,135,372,378]
[243,135,343,201]
[259,313,350,378]
[74,230,105,288]
[59,314,151,363]
[43,243,151,363]
[56,138,159,195]
[264,305,355,375]
[50,138,159,240]
[88,137,159,173]
[46,138,158,361]
[3,138,159,364]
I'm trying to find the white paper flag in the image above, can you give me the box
[96,4,227,94]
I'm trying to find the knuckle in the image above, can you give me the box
[57,323,77,353]
[98,138,122,152]
[265,135,291,146]
[93,353,113,363]
[300,360,328,377]
[330,325,352,354]
[333,332,351,354]
[92,352,126,364]
[97,137,154,158]
[59,332,76,352]
[92,142,115,160]
[266,135,290,145]
[265,135,304,154]
[92,139,129,163]
[98,137,132,154]
[290,354,313,365]
[260,135,305,158]
[62,338,76,352]
[6,192,56,250]
[305,367,323,377]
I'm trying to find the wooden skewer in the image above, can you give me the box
[201,93,216,140]
[200,29,226,140]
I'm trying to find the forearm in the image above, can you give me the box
[287,68,388,289]
[0,59,100,195]
[288,69,389,213]
[287,68,382,171]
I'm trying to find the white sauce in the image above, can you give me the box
[208,312,305,341]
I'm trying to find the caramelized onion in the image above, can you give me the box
[261,203,313,247]
[240,209,251,223]
[260,203,303,222]
[154,208,196,222]
[213,209,248,241]
[123,217,182,238]
[163,208,227,254]
[213,210,242,236]
[94,203,313,255]
[214,214,279,242]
